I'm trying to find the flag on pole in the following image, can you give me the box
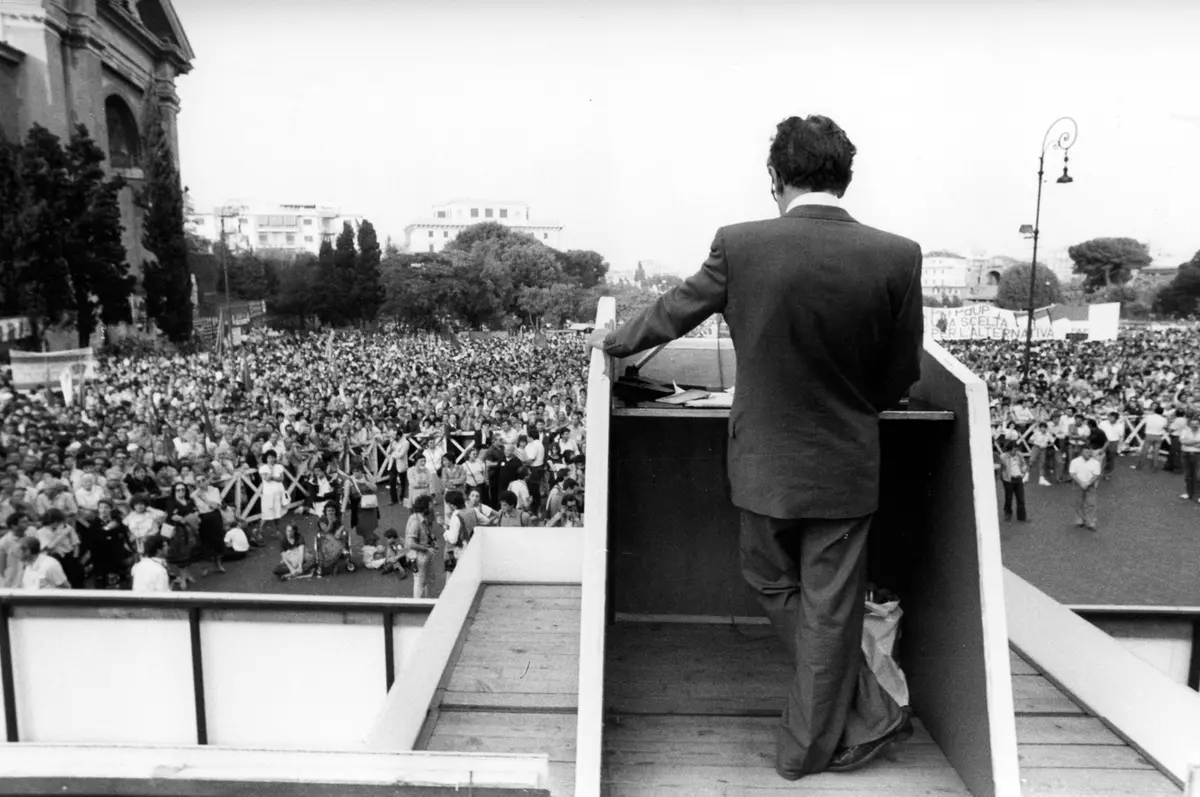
[242,362,252,393]
[199,399,217,445]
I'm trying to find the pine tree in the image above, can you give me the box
[139,92,192,341]
[332,221,357,323]
[5,125,75,340]
[354,219,382,324]
[63,125,134,346]
[315,237,339,325]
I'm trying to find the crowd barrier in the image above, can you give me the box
[990,413,1170,459]
[208,428,497,524]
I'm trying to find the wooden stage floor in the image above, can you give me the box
[418,594,1178,796]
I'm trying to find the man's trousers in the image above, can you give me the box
[739,510,905,777]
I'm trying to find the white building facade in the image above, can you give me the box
[404,199,562,254]
[922,251,970,300]
[190,202,364,256]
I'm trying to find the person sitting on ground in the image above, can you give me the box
[274,524,310,580]
[223,524,250,561]
[312,517,347,576]
[366,528,407,577]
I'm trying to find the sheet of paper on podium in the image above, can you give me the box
[685,387,734,408]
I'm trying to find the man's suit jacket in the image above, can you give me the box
[603,205,924,519]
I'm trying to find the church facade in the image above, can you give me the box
[0,0,194,275]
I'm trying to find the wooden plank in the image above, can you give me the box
[1018,744,1154,770]
[1010,648,1038,675]
[1015,716,1127,746]
[1012,675,1085,715]
[426,711,576,762]
[441,691,579,711]
[1019,768,1181,795]
[601,762,970,794]
[482,585,582,598]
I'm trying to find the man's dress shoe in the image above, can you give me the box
[825,717,914,773]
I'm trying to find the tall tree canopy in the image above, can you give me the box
[0,124,132,345]
[139,93,192,342]
[995,262,1062,311]
[378,222,616,330]
[353,219,383,323]
[1152,251,1200,317]
[1068,237,1150,292]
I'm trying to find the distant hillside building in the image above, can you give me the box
[190,202,364,256]
[0,0,195,275]
[404,199,563,254]
[1134,264,1179,288]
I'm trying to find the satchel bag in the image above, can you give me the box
[355,480,379,509]
[160,522,177,539]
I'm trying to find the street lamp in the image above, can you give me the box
[1021,117,1078,385]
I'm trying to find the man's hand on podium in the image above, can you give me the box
[587,320,616,353]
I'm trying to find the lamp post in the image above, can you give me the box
[1021,117,1077,385]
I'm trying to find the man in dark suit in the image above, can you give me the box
[589,115,924,779]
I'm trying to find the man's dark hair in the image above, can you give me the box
[143,534,166,559]
[768,115,857,197]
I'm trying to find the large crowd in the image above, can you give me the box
[0,328,591,596]
[946,325,1200,528]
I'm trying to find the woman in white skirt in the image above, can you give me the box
[258,449,288,542]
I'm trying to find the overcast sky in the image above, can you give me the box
[174,0,1200,274]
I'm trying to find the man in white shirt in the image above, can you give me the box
[524,429,546,513]
[1027,423,1055,487]
[1135,405,1168,472]
[17,537,69,590]
[1068,446,1103,532]
[1097,412,1125,481]
[131,534,172,592]
[223,527,250,561]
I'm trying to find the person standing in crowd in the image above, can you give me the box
[383,432,410,506]
[257,449,288,543]
[406,454,433,508]
[34,508,83,588]
[193,472,226,576]
[131,534,172,592]
[1179,416,1200,503]
[1098,412,1125,482]
[342,460,380,552]
[1134,404,1168,472]
[590,114,922,779]
[443,490,475,573]
[404,494,439,598]
[1069,443,1103,532]
[998,440,1029,522]
[1166,406,1188,474]
[18,537,69,590]
[463,448,489,507]
[1028,423,1054,487]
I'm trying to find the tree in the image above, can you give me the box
[271,253,320,328]
[314,238,338,325]
[139,93,192,341]
[557,249,608,288]
[62,125,134,346]
[444,221,515,254]
[353,219,383,324]
[995,263,1062,311]
[0,125,75,339]
[226,250,274,301]
[1152,254,1200,317]
[1068,237,1150,292]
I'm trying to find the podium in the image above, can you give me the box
[604,336,1021,797]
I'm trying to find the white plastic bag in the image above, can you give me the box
[862,599,910,707]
